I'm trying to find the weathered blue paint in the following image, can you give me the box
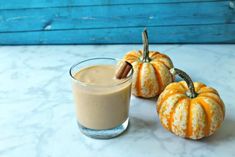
[0,1,234,32]
[0,24,234,44]
[0,0,234,44]
[0,0,225,9]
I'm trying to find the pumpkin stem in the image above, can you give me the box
[170,68,198,98]
[142,28,151,62]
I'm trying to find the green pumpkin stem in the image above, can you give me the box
[170,68,197,98]
[142,28,151,62]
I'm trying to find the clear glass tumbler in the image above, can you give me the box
[69,58,133,139]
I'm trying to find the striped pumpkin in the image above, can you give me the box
[123,29,174,98]
[157,68,225,140]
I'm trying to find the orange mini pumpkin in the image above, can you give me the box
[157,68,225,140]
[123,29,174,98]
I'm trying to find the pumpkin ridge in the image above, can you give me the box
[161,62,170,70]
[125,57,139,64]
[197,87,219,95]
[165,83,186,92]
[195,84,206,91]
[151,63,163,94]
[138,50,143,55]
[199,94,225,119]
[149,52,160,58]
[186,99,193,138]
[157,92,185,113]
[155,60,174,82]
[125,54,140,63]
[152,60,174,82]
[125,59,137,64]
[157,53,171,60]
[136,63,143,96]
[153,60,170,70]
[179,82,188,90]
[125,53,139,59]
[198,91,219,96]
[168,97,186,132]
[198,99,212,137]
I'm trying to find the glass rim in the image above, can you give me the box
[69,57,133,87]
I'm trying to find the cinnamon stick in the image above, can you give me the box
[116,61,132,79]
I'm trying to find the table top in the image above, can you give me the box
[0,44,235,157]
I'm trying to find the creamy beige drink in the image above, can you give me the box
[72,64,132,130]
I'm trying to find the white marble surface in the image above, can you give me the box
[0,44,235,157]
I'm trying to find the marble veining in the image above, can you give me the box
[0,44,235,157]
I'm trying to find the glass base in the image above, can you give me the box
[77,118,129,139]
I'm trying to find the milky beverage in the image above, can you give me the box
[72,65,132,130]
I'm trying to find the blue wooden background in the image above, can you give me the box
[0,0,235,44]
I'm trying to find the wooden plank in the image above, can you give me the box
[0,24,234,44]
[0,0,225,10]
[0,1,234,32]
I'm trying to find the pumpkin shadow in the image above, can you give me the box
[199,118,235,144]
[127,116,158,134]
[143,96,158,104]
[133,95,158,102]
